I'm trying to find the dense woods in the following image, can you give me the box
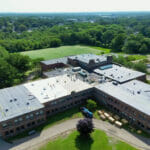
[0,13,150,54]
[0,46,31,88]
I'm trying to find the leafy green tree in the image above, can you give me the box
[50,38,62,47]
[111,34,126,51]
[139,44,148,53]
[7,53,31,72]
[18,24,27,32]
[0,46,9,58]
[0,58,17,88]
[133,62,147,73]
[86,99,97,112]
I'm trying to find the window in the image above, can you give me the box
[40,110,43,115]
[26,115,29,119]
[16,127,20,131]
[32,121,35,125]
[5,131,9,136]
[2,123,8,128]
[14,119,18,123]
[36,112,39,116]
[27,123,31,127]
[19,118,23,122]
[46,111,50,114]
[30,114,34,118]
[10,130,14,133]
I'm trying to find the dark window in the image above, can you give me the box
[5,131,9,136]
[32,121,35,125]
[27,123,31,127]
[16,127,20,131]
[46,111,50,114]
[10,130,14,133]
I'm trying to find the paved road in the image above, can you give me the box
[1,118,150,150]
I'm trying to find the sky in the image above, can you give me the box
[0,0,150,13]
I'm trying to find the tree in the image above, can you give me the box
[7,53,31,72]
[111,34,126,51]
[0,46,9,58]
[0,58,17,88]
[133,62,147,73]
[18,24,27,32]
[50,38,62,47]
[86,99,97,112]
[76,118,94,136]
[122,40,141,53]
[139,44,148,53]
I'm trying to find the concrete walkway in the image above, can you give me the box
[1,118,150,150]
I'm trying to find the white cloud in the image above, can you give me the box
[0,0,150,12]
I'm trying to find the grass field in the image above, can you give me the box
[39,130,137,150]
[21,45,108,60]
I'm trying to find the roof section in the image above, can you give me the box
[69,54,107,64]
[94,64,145,83]
[0,85,44,122]
[24,74,92,104]
[95,80,150,116]
[41,57,68,65]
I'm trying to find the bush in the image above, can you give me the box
[76,118,94,136]
[86,99,97,112]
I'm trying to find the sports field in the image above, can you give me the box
[39,130,137,150]
[21,45,110,60]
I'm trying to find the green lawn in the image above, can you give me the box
[21,45,105,60]
[89,46,112,54]
[127,55,147,61]
[39,130,137,150]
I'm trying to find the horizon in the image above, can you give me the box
[0,11,150,14]
[0,0,150,13]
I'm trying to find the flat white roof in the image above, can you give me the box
[94,64,145,83]
[24,74,92,104]
[96,80,150,116]
[0,85,44,122]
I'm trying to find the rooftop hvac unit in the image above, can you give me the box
[112,81,118,86]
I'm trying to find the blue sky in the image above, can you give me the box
[0,0,150,12]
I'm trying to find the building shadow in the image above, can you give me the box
[75,134,93,150]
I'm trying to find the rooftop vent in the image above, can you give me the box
[14,98,17,101]
[5,109,8,112]
[137,91,141,94]
[26,102,30,105]
[10,99,12,102]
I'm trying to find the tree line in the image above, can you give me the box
[0,14,150,53]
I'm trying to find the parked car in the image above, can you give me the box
[28,130,36,136]
[80,107,93,118]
